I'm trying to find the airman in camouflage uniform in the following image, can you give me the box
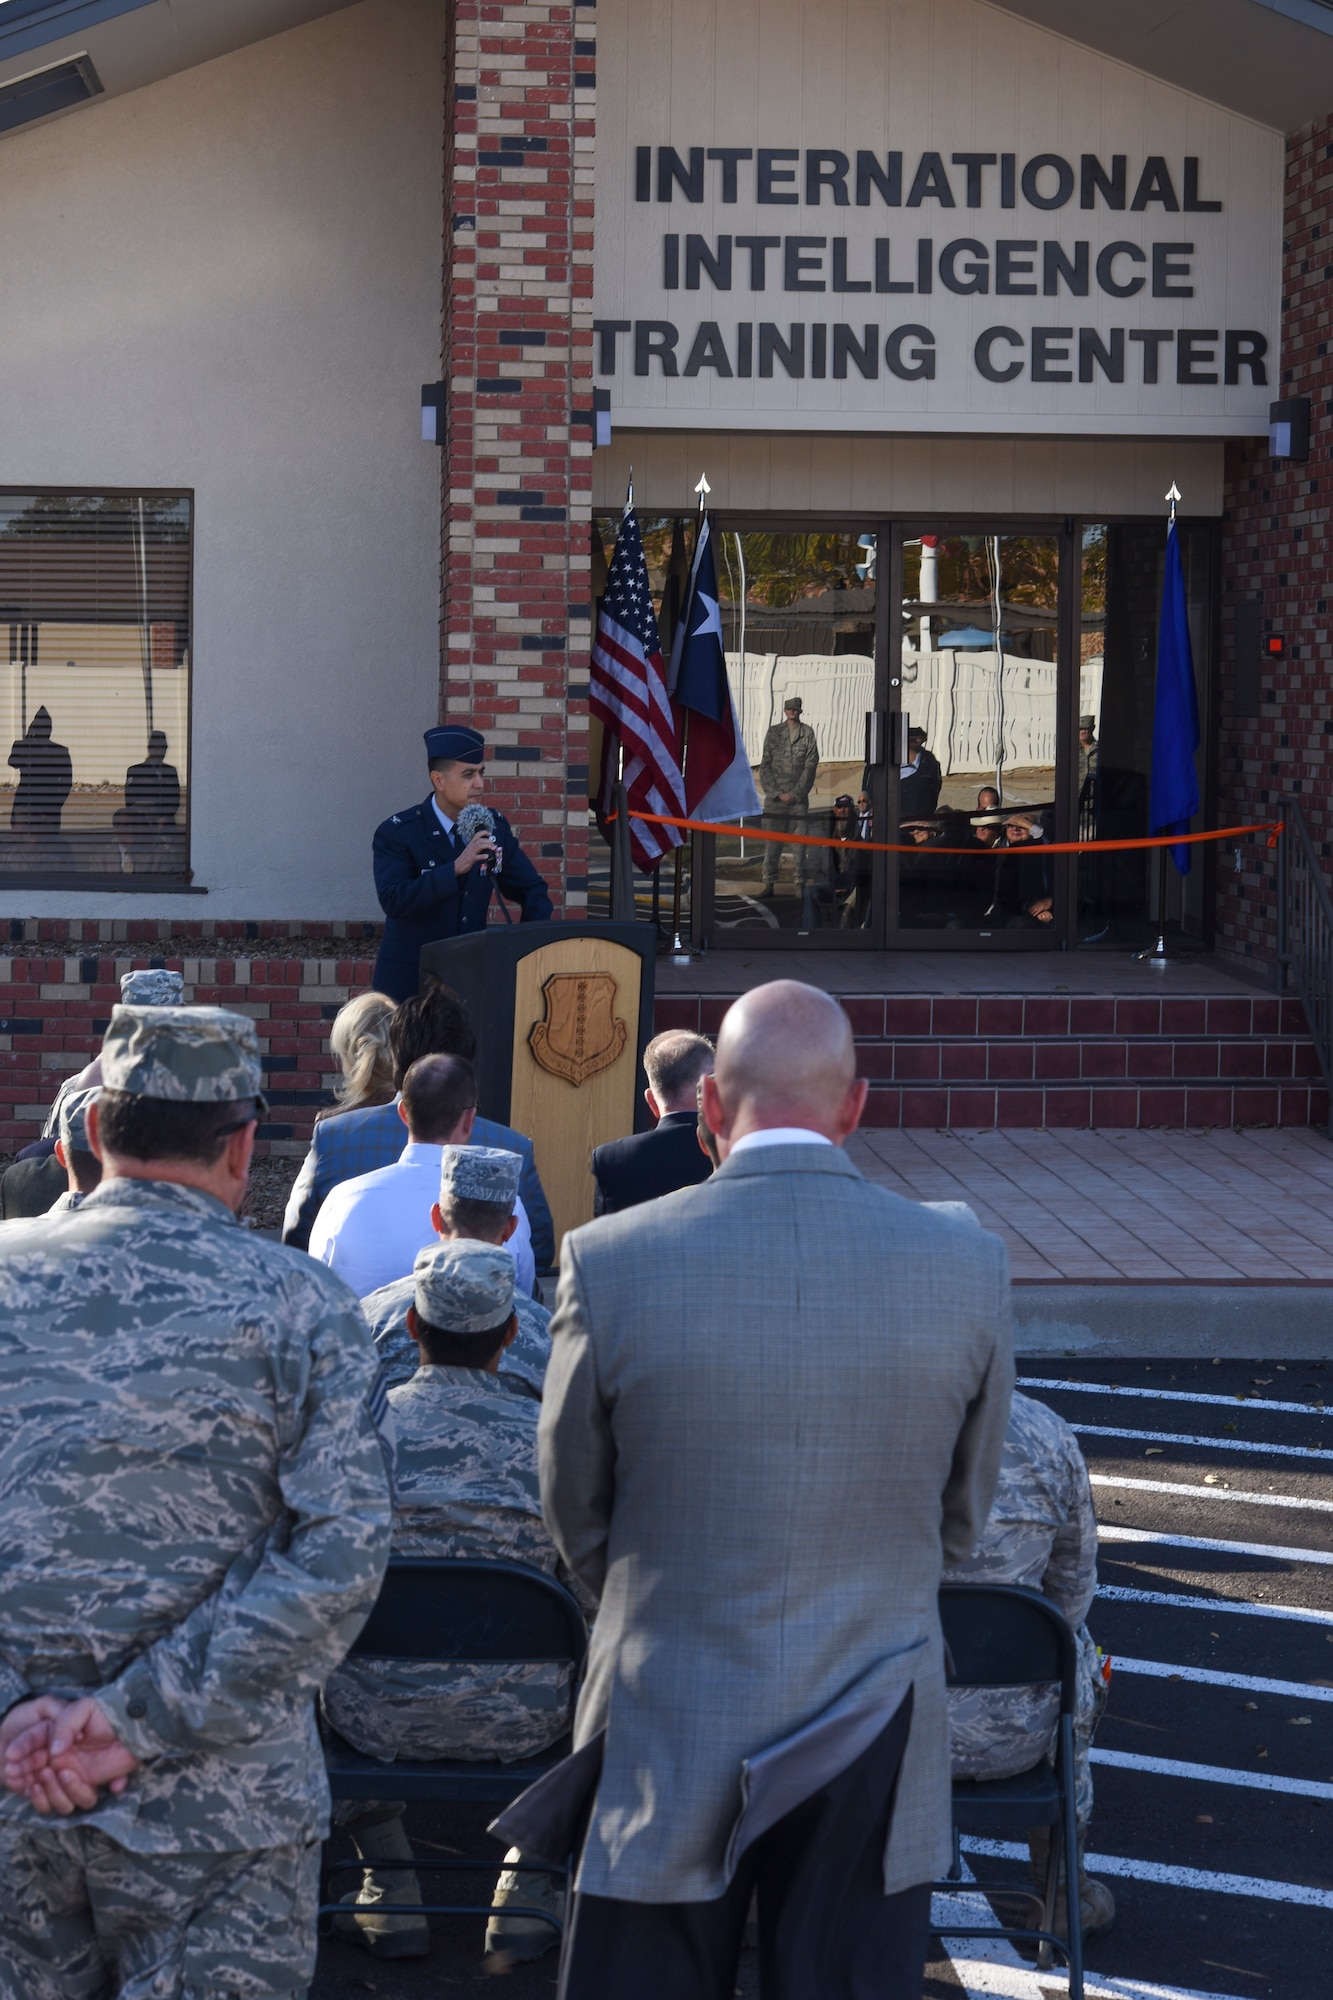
[758,696,820,890]
[42,968,186,1139]
[944,1389,1113,1933]
[47,1085,101,1213]
[323,1241,590,1965]
[0,1003,394,2000]
[360,1143,551,1397]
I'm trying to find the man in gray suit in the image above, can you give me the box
[535,980,1013,1998]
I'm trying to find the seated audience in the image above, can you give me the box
[363,1143,551,1396]
[49,1086,103,1212]
[318,989,397,1124]
[945,1389,1113,1937]
[308,1056,533,1299]
[591,1030,715,1215]
[282,978,553,1266]
[322,1242,594,1965]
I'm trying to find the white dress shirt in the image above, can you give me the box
[308,1140,535,1299]
[431,798,456,839]
[727,1127,833,1154]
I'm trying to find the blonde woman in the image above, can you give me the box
[318,990,397,1125]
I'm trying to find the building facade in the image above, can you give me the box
[0,0,1327,977]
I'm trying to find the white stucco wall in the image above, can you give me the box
[0,0,443,919]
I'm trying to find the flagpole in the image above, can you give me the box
[1134,481,1192,966]
[667,474,712,962]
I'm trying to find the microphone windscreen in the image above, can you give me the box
[456,803,496,843]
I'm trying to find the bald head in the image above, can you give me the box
[704,981,865,1152]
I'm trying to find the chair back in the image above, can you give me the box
[939,1582,1078,1711]
[352,1557,588,1670]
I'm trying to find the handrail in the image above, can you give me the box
[1276,794,1333,1135]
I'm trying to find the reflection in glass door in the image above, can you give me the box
[894,533,1061,942]
[709,529,882,944]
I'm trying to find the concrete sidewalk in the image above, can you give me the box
[848,1125,1333,1282]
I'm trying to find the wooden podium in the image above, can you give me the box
[419,922,657,1253]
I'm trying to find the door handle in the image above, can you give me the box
[865,711,884,766]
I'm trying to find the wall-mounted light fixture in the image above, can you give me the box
[421,382,447,444]
[1269,397,1311,462]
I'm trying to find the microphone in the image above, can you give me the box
[456,802,498,875]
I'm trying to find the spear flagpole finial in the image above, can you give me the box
[1166,480,1182,526]
[694,472,711,514]
[626,465,634,510]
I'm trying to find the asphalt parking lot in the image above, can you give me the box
[312,1355,1332,2000]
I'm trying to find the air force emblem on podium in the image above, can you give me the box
[528,971,628,1086]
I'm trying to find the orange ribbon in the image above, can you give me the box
[609,811,1284,859]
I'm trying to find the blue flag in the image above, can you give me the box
[669,513,728,721]
[1149,520,1201,876]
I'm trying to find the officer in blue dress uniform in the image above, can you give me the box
[371,725,553,1002]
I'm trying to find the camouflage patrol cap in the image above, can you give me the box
[57,1085,100,1157]
[439,1144,522,1209]
[119,968,185,1006]
[101,1004,267,1108]
[413,1239,515,1333]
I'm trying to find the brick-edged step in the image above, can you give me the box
[653,989,1327,1130]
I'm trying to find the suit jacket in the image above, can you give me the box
[590,1109,711,1215]
[371,797,552,1002]
[281,1098,554,1270]
[0,1152,68,1218]
[539,1141,1012,1902]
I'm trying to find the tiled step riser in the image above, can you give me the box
[860,1083,1329,1131]
[654,994,1310,1040]
[867,1038,1322,1085]
[653,992,1327,1129]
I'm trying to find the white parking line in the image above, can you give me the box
[1072,1422,1333,1462]
[1098,1520,1333,1565]
[961,1836,1333,1908]
[1098,1583,1333,1626]
[1089,1746,1333,1799]
[943,1960,1258,2000]
[1091,1473,1333,1512]
[1020,1376,1326,1421]
[1113,1654,1333,1702]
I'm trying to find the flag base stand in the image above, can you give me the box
[1132,932,1191,966]
[663,930,699,966]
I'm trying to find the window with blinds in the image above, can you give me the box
[0,493,191,883]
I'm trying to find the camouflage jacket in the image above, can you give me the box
[322,1365,591,1764]
[0,1178,393,1854]
[758,721,819,807]
[361,1277,551,1399]
[944,1390,1099,1783]
[47,1188,86,1213]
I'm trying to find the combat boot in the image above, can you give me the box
[1027,1828,1116,1939]
[485,1847,565,1962]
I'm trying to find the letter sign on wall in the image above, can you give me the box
[594,0,1283,437]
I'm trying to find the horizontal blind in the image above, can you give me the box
[0,493,191,881]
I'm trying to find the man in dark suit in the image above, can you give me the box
[371,724,552,1003]
[591,1030,714,1215]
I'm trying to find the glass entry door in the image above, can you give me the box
[704,527,885,946]
[889,530,1066,947]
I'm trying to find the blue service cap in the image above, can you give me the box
[425,724,486,763]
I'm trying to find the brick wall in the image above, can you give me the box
[0,956,375,1159]
[1218,114,1333,965]
[442,0,594,917]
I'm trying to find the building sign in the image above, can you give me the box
[595,0,1283,436]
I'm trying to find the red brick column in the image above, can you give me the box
[441,0,594,918]
[1218,115,1333,967]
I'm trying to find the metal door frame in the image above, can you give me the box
[693,513,891,952]
[880,516,1079,954]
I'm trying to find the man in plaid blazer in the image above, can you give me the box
[537,980,1012,1997]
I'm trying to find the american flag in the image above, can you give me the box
[590,500,686,870]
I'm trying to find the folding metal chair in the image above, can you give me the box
[932,1581,1084,2000]
[319,1556,588,1939]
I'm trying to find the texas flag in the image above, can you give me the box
[668,513,761,822]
